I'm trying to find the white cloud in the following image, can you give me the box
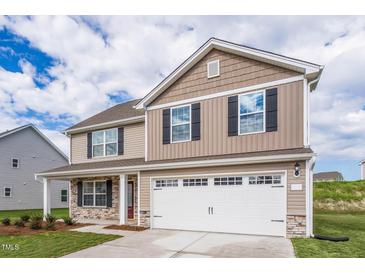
[0,16,364,161]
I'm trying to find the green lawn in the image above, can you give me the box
[291,180,365,258]
[0,231,120,258]
[0,208,69,220]
[292,212,365,258]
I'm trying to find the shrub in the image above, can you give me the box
[1,217,11,226]
[45,214,56,224]
[45,222,56,230]
[14,219,25,228]
[45,214,56,230]
[63,216,76,225]
[20,214,30,222]
[30,214,43,230]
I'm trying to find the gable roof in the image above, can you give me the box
[0,124,68,161]
[135,37,324,109]
[313,171,344,181]
[64,99,145,135]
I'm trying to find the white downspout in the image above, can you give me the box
[306,75,321,237]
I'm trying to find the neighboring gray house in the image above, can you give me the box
[0,124,69,210]
[361,160,365,180]
[313,171,344,182]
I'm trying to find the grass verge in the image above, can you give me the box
[0,231,120,258]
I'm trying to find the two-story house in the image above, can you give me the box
[36,38,323,238]
[0,124,69,210]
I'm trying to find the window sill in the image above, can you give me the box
[238,130,266,136]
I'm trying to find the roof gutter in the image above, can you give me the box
[64,115,145,136]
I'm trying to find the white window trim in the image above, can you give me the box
[82,181,107,208]
[92,128,118,158]
[61,189,68,203]
[3,187,12,198]
[11,158,19,168]
[238,89,266,136]
[207,59,220,79]
[170,104,192,144]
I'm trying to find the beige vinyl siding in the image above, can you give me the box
[151,49,300,106]
[71,122,145,164]
[362,163,365,180]
[140,161,307,217]
[148,80,304,161]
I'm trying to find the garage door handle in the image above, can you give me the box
[271,185,284,188]
[153,188,162,191]
[154,215,163,218]
[271,219,284,222]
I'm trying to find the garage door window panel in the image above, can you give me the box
[155,179,178,188]
[214,177,243,186]
[248,175,282,185]
[183,178,208,187]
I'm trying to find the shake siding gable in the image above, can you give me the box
[150,49,300,106]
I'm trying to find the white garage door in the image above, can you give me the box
[151,173,286,236]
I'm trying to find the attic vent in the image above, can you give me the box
[207,60,220,78]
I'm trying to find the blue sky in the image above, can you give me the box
[0,16,364,180]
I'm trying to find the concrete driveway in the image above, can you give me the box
[64,227,294,258]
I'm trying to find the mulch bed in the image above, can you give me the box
[0,222,89,236]
[104,225,148,231]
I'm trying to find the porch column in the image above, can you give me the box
[119,174,127,225]
[43,178,51,218]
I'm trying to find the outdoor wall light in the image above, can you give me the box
[294,162,301,177]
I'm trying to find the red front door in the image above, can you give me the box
[127,181,134,219]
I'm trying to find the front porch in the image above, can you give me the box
[42,173,143,226]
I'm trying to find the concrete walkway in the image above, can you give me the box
[65,225,295,258]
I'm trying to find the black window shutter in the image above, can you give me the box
[87,132,92,159]
[191,103,201,141]
[118,127,124,155]
[266,88,278,132]
[106,180,113,207]
[77,181,83,207]
[228,95,238,136]
[162,109,171,144]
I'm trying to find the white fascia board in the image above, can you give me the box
[64,115,145,135]
[147,75,304,111]
[36,152,315,179]
[136,38,322,109]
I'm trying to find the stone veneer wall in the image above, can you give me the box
[70,176,120,221]
[287,215,306,237]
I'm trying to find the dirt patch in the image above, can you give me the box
[0,222,90,236]
[104,225,148,231]
[314,199,365,212]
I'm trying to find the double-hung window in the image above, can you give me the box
[4,187,12,198]
[239,91,265,135]
[12,158,19,168]
[92,128,117,157]
[61,189,68,202]
[171,105,191,143]
[83,181,107,207]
